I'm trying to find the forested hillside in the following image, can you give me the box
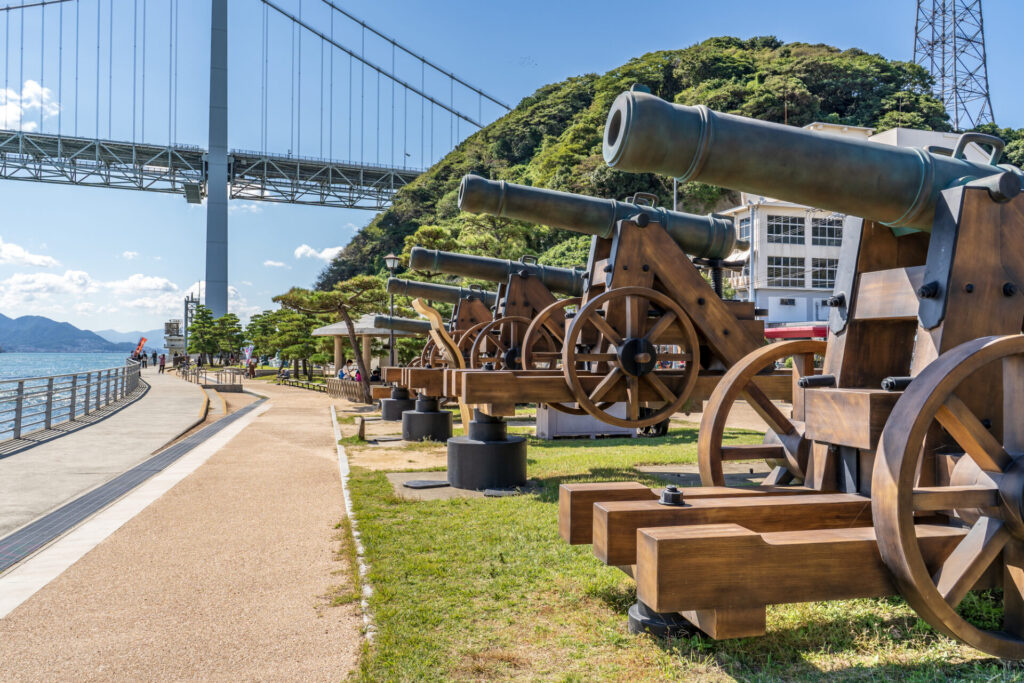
[316,36,1024,288]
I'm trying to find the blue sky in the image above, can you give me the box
[0,0,1020,332]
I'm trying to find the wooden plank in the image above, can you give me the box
[721,300,757,320]
[371,386,392,400]
[559,483,817,546]
[383,367,403,383]
[680,607,767,640]
[803,388,900,450]
[593,493,873,566]
[559,483,657,544]
[459,371,792,407]
[852,266,925,321]
[404,368,445,397]
[913,485,1000,511]
[719,444,785,461]
[635,523,968,614]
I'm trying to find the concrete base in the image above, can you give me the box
[446,412,527,491]
[381,398,416,421]
[627,601,696,638]
[401,397,452,442]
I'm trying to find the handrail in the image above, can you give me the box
[0,360,143,442]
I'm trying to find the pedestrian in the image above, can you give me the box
[158,354,166,374]
[343,359,356,380]
[140,353,148,369]
[152,350,158,366]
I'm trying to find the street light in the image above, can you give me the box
[384,253,400,365]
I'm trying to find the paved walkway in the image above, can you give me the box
[0,382,360,681]
[0,367,205,539]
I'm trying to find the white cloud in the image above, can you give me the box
[294,244,343,261]
[105,273,179,295]
[121,251,140,260]
[0,80,61,132]
[229,202,263,214]
[240,280,253,286]
[0,270,96,306]
[0,236,59,267]
[263,260,287,268]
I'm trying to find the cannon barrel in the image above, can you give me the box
[371,315,432,335]
[602,90,1024,231]
[386,277,498,307]
[409,247,586,296]
[458,174,742,259]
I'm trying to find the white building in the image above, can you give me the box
[723,122,989,326]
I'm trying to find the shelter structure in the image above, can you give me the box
[312,314,421,374]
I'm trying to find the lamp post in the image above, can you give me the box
[384,253,400,365]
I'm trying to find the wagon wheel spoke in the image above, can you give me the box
[933,516,1010,608]
[590,366,623,404]
[1003,354,1024,455]
[644,371,678,404]
[487,336,508,355]
[643,311,677,344]
[589,314,623,348]
[625,295,643,339]
[936,393,1011,473]
[625,374,640,421]
[741,384,797,437]
[532,351,562,359]
[912,485,1000,511]
[1003,540,1024,638]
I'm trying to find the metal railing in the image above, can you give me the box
[176,364,245,386]
[0,361,142,442]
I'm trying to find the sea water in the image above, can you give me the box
[0,352,133,381]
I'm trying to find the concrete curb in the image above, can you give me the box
[330,404,375,642]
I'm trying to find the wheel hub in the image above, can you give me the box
[503,346,522,370]
[618,337,657,376]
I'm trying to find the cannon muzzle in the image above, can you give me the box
[372,315,432,335]
[409,247,586,296]
[386,277,498,307]
[458,174,742,259]
[602,90,1024,231]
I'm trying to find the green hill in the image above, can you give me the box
[316,35,1023,288]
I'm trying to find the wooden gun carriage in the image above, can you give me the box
[559,89,1024,657]
[451,175,793,429]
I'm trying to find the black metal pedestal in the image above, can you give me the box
[447,411,527,490]
[380,387,416,421]
[627,601,696,638]
[401,397,452,442]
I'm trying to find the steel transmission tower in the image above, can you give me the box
[913,0,995,129]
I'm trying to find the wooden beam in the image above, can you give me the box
[853,266,925,321]
[636,523,969,614]
[593,493,873,566]
[803,388,900,450]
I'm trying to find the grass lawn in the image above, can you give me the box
[344,424,1024,681]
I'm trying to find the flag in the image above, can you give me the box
[133,337,147,357]
[243,345,255,363]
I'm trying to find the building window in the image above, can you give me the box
[779,298,796,306]
[738,217,751,242]
[766,215,804,244]
[812,217,843,246]
[811,258,838,289]
[767,257,805,287]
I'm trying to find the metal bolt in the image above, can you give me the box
[824,293,845,307]
[642,264,650,272]
[603,264,613,273]
[635,212,650,227]
[918,281,940,299]
[1005,282,1018,297]
[697,297,706,305]
[965,283,975,293]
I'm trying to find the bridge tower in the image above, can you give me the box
[205,0,229,317]
[913,0,995,129]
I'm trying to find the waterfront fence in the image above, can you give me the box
[0,360,143,441]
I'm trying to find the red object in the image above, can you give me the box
[764,325,827,340]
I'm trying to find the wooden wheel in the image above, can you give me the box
[522,297,581,370]
[521,297,589,416]
[418,338,443,367]
[698,339,824,487]
[873,335,1024,659]
[562,287,699,429]
[455,321,489,364]
[469,316,551,370]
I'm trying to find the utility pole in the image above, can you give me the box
[205,0,229,317]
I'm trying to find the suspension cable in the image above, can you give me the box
[132,0,136,141]
[107,0,112,138]
[39,0,44,131]
[57,0,62,134]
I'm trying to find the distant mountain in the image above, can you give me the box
[0,315,143,353]
[93,328,165,348]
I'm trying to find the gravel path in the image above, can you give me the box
[0,383,361,681]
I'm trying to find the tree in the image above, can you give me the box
[245,310,281,359]
[187,305,218,364]
[213,313,245,362]
[274,275,387,402]
[272,310,317,379]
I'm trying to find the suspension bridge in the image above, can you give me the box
[0,0,510,315]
